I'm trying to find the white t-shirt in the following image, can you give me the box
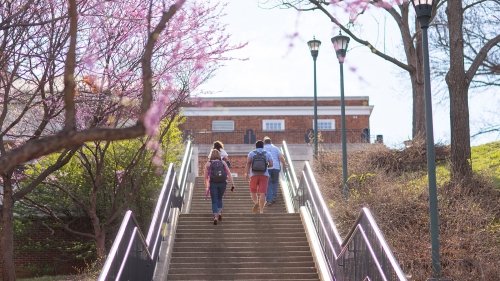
[208,148,228,160]
[220,149,229,159]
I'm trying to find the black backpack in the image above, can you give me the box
[210,160,227,183]
[251,150,268,172]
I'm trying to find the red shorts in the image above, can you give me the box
[249,175,268,194]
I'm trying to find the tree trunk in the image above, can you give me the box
[412,28,426,140]
[1,175,16,281]
[448,82,472,183]
[89,200,106,259]
[446,0,472,184]
[410,71,426,140]
[94,226,107,260]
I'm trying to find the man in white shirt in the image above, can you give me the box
[263,136,286,206]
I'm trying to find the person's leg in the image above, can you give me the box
[256,175,269,213]
[258,193,266,213]
[209,184,219,222]
[265,169,274,203]
[217,183,226,219]
[266,169,279,203]
[210,183,219,216]
[267,169,280,203]
[249,177,259,213]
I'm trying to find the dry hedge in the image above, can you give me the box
[315,145,500,281]
[367,139,450,174]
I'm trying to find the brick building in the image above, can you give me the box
[179,96,374,176]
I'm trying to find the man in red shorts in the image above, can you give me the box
[245,140,273,214]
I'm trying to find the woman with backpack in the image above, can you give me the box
[204,149,235,225]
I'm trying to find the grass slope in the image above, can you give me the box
[315,141,500,281]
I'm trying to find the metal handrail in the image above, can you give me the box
[281,141,300,211]
[177,142,193,199]
[98,141,193,281]
[281,140,407,281]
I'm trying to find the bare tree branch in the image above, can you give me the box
[0,124,145,175]
[62,0,77,131]
[466,34,500,83]
[13,148,77,200]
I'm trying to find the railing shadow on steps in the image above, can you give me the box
[281,140,407,281]
[98,141,193,281]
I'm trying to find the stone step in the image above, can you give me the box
[170,252,315,258]
[167,272,320,280]
[168,266,317,275]
[168,261,315,269]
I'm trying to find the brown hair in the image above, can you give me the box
[213,140,224,151]
[209,149,221,161]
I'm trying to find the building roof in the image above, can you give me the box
[181,96,373,116]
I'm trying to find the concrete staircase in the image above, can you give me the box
[165,177,320,280]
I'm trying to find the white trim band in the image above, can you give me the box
[181,106,374,116]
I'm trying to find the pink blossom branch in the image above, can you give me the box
[141,2,183,117]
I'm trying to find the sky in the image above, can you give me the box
[195,1,499,148]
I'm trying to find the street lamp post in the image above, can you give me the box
[307,37,321,158]
[411,1,443,280]
[331,32,350,198]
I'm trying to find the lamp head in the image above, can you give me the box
[307,37,321,59]
[331,32,350,63]
[411,0,434,28]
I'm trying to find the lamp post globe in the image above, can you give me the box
[307,37,321,59]
[411,0,433,27]
[331,33,350,62]
[307,37,321,158]
[331,32,350,198]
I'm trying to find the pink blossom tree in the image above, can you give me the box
[0,0,241,279]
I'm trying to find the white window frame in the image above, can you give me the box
[212,120,234,131]
[313,119,335,131]
[262,119,285,131]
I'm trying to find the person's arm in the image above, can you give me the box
[223,162,235,190]
[244,155,252,181]
[221,149,229,159]
[267,153,273,169]
[279,152,287,169]
[203,162,210,191]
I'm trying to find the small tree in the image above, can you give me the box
[22,116,183,261]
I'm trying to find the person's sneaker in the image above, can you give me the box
[213,217,218,225]
[265,201,274,207]
[252,203,259,213]
[218,214,222,221]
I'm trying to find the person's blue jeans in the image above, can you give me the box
[266,169,280,202]
[209,182,226,215]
